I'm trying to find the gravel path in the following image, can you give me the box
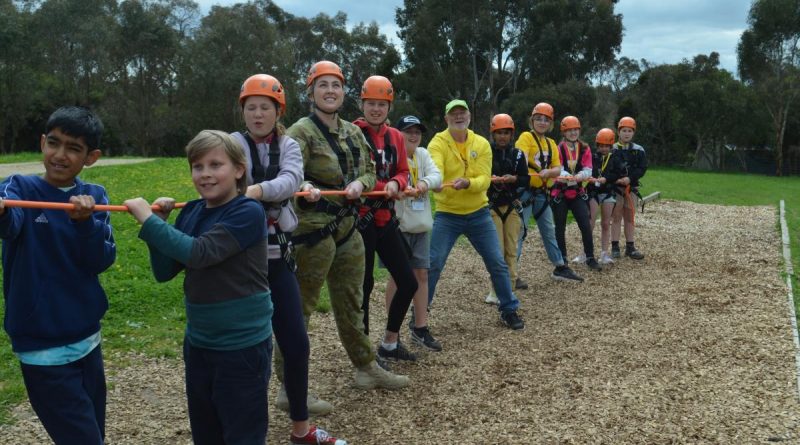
[1,200,799,444]
[0,159,155,178]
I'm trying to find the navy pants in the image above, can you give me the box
[184,337,272,445]
[20,344,106,445]
[269,257,310,421]
[361,222,418,335]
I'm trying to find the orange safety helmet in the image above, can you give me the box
[306,60,345,88]
[560,115,581,132]
[239,74,286,115]
[618,116,636,130]
[595,128,616,145]
[531,102,554,120]
[490,113,515,132]
[361,75,394,102]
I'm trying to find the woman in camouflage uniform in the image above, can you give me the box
[286,61,409,390]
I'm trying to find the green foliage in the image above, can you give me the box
[737,0,800,175]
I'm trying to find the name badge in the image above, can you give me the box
[567,180,577,186]
[411,198,426,211]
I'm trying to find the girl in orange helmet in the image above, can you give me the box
[514,103,584,283]
[611,116,647,260]
[352,75,419,362]
[589,128,624,265]
[552,116,601,271]
[233,74,347,445]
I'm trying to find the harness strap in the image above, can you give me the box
[308,113,361,186]
[292,202,358,248]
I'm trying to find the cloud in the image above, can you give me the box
[616,0,750,74]
[195,0,750,74]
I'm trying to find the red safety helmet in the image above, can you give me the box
[361,75,394,102]
[595,128,616,145]
[239,74,286,116]
[560,115,581,132]
[490,114,515,132]
[531,102,554,120]
[618,116,636,130]
[306,60,345,88]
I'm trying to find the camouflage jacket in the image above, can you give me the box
[287,115,376,233]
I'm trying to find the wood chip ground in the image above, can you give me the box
[2,200,799,444]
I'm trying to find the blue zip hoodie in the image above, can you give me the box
[0,175,116,352]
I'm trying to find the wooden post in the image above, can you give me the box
[640,191,660,213]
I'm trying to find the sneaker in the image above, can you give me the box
[626,248,645,260]
[500,311,525,330]
[290,425,347,445]
[586,257,602,271]
[375,355,392,371]
[410,327,442,352]
[484,292,499,305]
[377,340,417,362]
[571,253,586,264]
[277,386,333,416]
[551,265,585,283]
[354,361,410,390]
[611,246,621,259]
[514,277,529,290]
[599,251,615,265]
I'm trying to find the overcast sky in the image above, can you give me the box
[197,0,752,75]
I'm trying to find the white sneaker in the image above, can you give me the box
[571,253,587,264]
[484,293,500,305]
[599,251,615,265]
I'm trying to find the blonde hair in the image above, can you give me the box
[185,130,248,194]
[529,116,554,133]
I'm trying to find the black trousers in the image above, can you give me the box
[551,195,595,260]
[360,222,418,335]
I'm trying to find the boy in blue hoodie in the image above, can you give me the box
[0,106,116,444]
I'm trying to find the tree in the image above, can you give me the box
[737,0,800,175]
[0,0,36,152]
[396,0,622,133]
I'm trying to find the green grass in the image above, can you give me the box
[0,162,798,424]
[0,151,43,163]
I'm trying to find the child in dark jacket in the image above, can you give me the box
[0,106,115,444]
[126,130,273,445]
[485,114,529,305]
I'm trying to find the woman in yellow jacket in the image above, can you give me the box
[515,103,584,282]
[427,99,524,331]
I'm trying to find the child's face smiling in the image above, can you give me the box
[40,128,99,188]
[191,146,244,208]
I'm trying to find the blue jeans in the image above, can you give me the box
[184,337,272,445]
[428,207,520,313]
[517,190,564,266]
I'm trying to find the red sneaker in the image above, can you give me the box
[290,425,348,445]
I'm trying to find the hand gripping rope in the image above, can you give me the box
[0,175,600,212]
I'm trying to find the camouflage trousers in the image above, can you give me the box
[275,216,374,378]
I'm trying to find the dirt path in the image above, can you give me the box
[0,158,155,177]
[1,200,799,444]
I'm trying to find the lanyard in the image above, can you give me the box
[564,142,578,173]
[600,153,610,173]
[409,153,418,186]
